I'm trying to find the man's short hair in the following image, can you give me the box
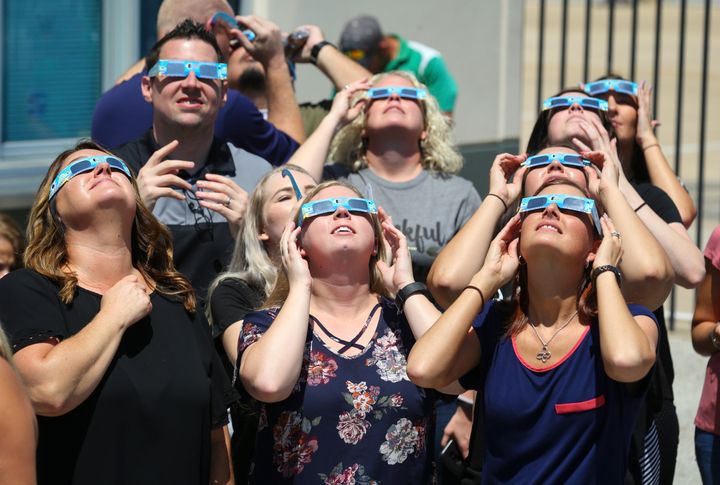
[145,19,225,72]
[156,0,232,37]
[338,15,383,58]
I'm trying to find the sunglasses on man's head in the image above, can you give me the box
[521,153,591,169]
[299,197,377,227]
[147,60,228,80]
[209,12,256,41]
[49,156,132,200]
[542,96,609,112]
[366,86,427,101]
[584,80,638,97]
[519,194,603,235]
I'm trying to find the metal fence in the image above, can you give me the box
[530,0,716,330]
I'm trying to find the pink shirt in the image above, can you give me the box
[695,225,720,434]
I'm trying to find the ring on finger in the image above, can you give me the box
[224,196,232,207]
[344,84,351,90]
[611,231,621,239]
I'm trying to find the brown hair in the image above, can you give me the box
[0,213,25,271]
[24,140,196,312]
[263,180,389,308]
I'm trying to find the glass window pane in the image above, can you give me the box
[2,1,101,142]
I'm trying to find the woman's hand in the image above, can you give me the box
[593,214,624,269]
[488,153,527,208]
[329,79,370,128]
[475,214,521,289]
[582,148,620,198]
[375,208,414,297]
[280,221,312,290]
[100,275,152,330]
[635,81,660,147]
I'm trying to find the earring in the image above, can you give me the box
[518,254,526,265]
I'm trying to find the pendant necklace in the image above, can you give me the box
[527,310,578,363]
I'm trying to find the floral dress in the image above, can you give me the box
[236,297,435,484]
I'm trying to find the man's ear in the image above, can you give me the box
[141,76,154,103]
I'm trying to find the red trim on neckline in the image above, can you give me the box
[512,326,590,372]
[555,395,606,414]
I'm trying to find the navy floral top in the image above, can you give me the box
[237,297,435,484]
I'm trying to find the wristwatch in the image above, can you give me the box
[310,40,334,64]
[710,325,720,351]
[395,282,429,311]
[591,265,622,287]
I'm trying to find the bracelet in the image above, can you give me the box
[634,202,647,212]
[710,325,720,351]
[591,265,622,287]
[395,282,429,312]
[464,285,486,309]
[486,193,508,212]
[310,40,334,64]
[642,143,660,152]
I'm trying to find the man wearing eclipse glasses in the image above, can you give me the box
[113,20,272,301]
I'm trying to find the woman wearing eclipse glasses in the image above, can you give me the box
[0,141,234,485]
[236,178,443,483]
[408,177,659,482]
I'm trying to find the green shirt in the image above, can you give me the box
[384,34,458,112]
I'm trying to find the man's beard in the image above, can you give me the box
[234,66,266,95]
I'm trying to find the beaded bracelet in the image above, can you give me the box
[591,265,622,287]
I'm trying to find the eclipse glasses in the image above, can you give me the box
[519,194,603,235]
[542,96,608,111]
[521,153,592,169]
[148,60,227,80]
[584,80,638,97]
[366,86,427,101]
[49,156,132,200]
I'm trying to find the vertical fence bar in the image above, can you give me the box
[696,0,711,246]
[583,0,592,81]
[652,0,662,115]
[607,0,616,73]
[537,0,546,110]
[630,0,639,79]
[560,0,569,88]
[669,0,688,332]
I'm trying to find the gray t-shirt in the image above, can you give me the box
[324,165,481,283]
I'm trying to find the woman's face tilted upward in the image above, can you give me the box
[363,74,427,143]
[546,91,604,147]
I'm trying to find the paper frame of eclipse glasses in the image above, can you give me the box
[366,86,428,101]
[519,194,603,236]
[521,153,592,169]
[209,11,256,41]
[299,198,378,226]
[542,96,609,112]
[147,60,228,80]
[584,80,638,97]
[49,156,133,200]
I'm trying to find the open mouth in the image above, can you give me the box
[331,225,355,235]
[537,222,562,234]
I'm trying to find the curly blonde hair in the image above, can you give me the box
[263,181,390,308]
[329,71,463,174]
[24,140,196,313]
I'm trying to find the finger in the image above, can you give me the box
[571,137,593,153]
[195,190,232,206]
[146,140,179,167]
[440,432,450,447]
[651,120,661,128]
[153,187,188,202]
[153,159,195,176]
[153,174,193,191]
[195,179,233,195]
[198,200,232,218]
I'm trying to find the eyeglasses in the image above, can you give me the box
[147,60,228,80]
[299,197,377,226]
[209,12,256,41]
[542,96,608,112]
[344,49,369,61]
[521,153,591,169]
[519,194,603,235]
[584,80,638,96]
[366,86,427,100]
[49,156,132,200]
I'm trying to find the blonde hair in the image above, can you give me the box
[329,71,463,174]
[206,166,316,325]
[156,0,232,36]
[263,181,390,309]
[24,140,196,313]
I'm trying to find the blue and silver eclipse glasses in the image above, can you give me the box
[584,80,638,96]
[49,156,132,200]
[366,86,427,100]
[519,194,603,235]
[148,60,228,80]
[521,153,592,169]
[542,96,609,111]
[209,12,256,41]
[300,198,377,226]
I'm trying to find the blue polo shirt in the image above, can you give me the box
[91,72,298,166]
[460,301,657,484]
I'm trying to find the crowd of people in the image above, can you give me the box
[0,0,717,484]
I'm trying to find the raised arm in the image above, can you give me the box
[239,223,311,403]
[286,81,369,181]
[0,358,36,485]
[427,153,526,308]
[235,15,305,144]
[593,216,658,382]
[691,245,720,356]
[12,275,151,416]
[635,81,696,227]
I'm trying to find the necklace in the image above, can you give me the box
[527,310,578,363]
